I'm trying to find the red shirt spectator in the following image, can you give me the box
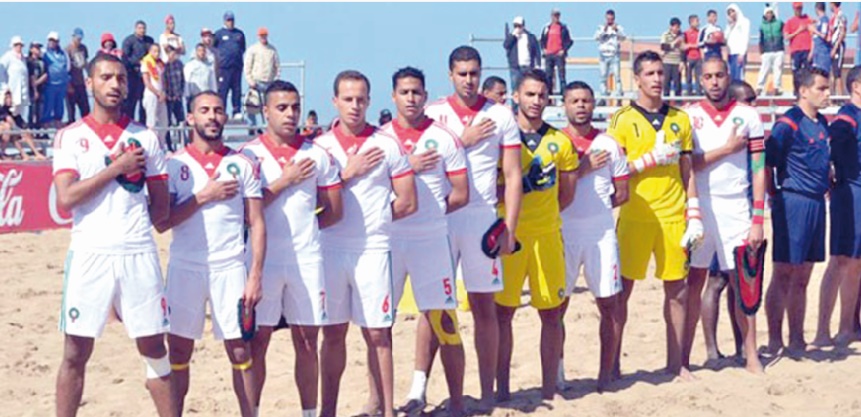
[784,13,813,53]
[684,27,701,60]
[545,22,563,54]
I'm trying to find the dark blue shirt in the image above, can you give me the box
[213,27,246,69]
[830,103,861,188]
[765,106,831,196]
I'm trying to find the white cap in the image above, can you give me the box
[513,16,525,25]
[9,36,23,47]
[763,6,774,16]
[47,31,59,41]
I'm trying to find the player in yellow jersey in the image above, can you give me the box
[608,51,703,381]
[496,69,579,400]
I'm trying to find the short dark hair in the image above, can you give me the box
[729,80,756,102]
[832,2,842,7]
[308,110,318,118]
[846,65,861,93]
[670,17,681,26]
[794,67,830,94]
[195,43,205,49]
[86,53,124,78]
[563,81,595,98]
[392,66,425,90]
[482,76,506,92]
[816,2,826,12]
[265,80,299,100]
[516,68,549,91]
[707,9,717,16]
[606,9,615,16]
[702,56,729,73]
[135,20,146,27]
[633,50,663,75]
[187,91,222,113]
[333,70,370,96]
[448,46,482,70]
[689,14,698,22]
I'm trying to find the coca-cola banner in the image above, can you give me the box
[0,161,72,234]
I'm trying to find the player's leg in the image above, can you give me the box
[701,270,729,361]
[136,335,176,416]
[766,262,792,354]
[249,326,272,408]
[595,295,620,391]
[168,335,195,415]
[528,233,567,399]
[786,263,815,355]
[247,261,289,410]
[320,323,348,417]
[656,221,692,379]
[494,303,516,402]
[431,309,465,415]
[581,233,623,391]
[814,257,841,346]
[726,270,764,374]
[495,236,530,402]
[726,283,743,358]
[403,313,436,411]
[223,338,257,417]
[55,335,94,417]
[615,220,655,377]
[836,259,861,345]
[683,266,708,367]
[537,305,564,400]
[291,325,321,412]
[615,278,635,378]
[787,194,827,354]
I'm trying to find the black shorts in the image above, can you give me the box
[832,44,846,77]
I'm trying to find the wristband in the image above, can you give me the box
[686,197,702,220]
[752,215,765,225]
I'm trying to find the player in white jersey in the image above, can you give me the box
[156,92,266,416]
[379,67,469,416]
[240,81,343,417]
[424,45,523,409]
[559,81,629,391]
[315,70,417,417]
[683,57,766,374]
[53,54,175,417]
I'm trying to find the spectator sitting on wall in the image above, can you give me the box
[0,89,45,160]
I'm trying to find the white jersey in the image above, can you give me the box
[240,134,342,263]
[687,100,764,199]
[380,119,468,239]
[167,145,262,268]
[561,128,628,239]
[315,125,413,251]
[425,95,520,210]
[52,115,167,254]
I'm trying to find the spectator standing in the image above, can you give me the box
[0,36,31,118]
[41,31,69,129]
[243,27,280,126]
[163,46,184,151]
[594,9,626,96]
[378,108,392,126]
[757,6,786,95]
[300,109,323,140]
[540,9,573,95]
[785,2,814,81]
[159,14,185,62]
[122,20,154,122]
[683,14,704,95]
[98,33,123,58]
[200,27,218,74]
[829,2,848,94]
[184,43,217,99]
[810,2,833,73]
[141,43,168,150]
[482,76,508,104]
[699,10,725,60]
[504,16,540,93]
[661,17,684,97]
[26,41,45,128]
[726,4,751,81]
[65,28,89,122]
[214,11,246,120]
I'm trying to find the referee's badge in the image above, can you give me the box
[227,162,241,178]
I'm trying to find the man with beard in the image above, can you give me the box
[608,50,702,381]
[156,91,265,417]
[683,57,766,374]
[53,53,174,417]
[495,68,578,401]
[559,80,629,391]
[240,80,344,417]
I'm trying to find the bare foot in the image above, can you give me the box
[399,398,425,417]
[811,334,834,348]
[473,396,495,415]
[597,375,615,393]
[745,357,765,374]
[495,390,510,403]
[761,341,784,356]
[705,350,725,362]
[785,342,807,359]
[34,153,46,160]
[833,332,855,348]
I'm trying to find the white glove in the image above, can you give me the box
[632,131,681,173]
[680,197,705,250]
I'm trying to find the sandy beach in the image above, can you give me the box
[3,227,861,417]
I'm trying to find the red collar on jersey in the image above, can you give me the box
[185,143,232,178]
[259,133,302,168]
[447,94,487,128]
[562,126,599,155]
[390,118,433,153]
[700,99,738,128]
[82,114,131,149]
[332,124,376,155]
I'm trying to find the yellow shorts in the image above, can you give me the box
[496,232,566,310]
[617,219,687,281]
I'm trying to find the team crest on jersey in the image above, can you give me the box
[547,142,559,155]
[105,137,145,193]
[68,307,80,323]
[732,117,743,126]
[227,162,241,178]
[425,139,439,151]
[670,122,680,134]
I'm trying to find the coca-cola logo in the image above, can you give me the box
[0,169,24,227]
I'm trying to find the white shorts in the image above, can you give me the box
[166,262,247,340]
[447,207,503,293]
[257,258,327,326]
[564,229,622,298]
[323,250,393,328]
[690,196,751,271]
[391,236,458,312]
[59,251,168,339]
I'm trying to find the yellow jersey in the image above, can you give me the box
[500,123,579,237]
[607,103,692,223]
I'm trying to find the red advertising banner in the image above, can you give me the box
[0,161,72,234]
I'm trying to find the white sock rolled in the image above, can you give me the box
[301,408,316,417]
[407,370,428,400]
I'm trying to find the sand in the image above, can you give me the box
[3,227,861,417]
